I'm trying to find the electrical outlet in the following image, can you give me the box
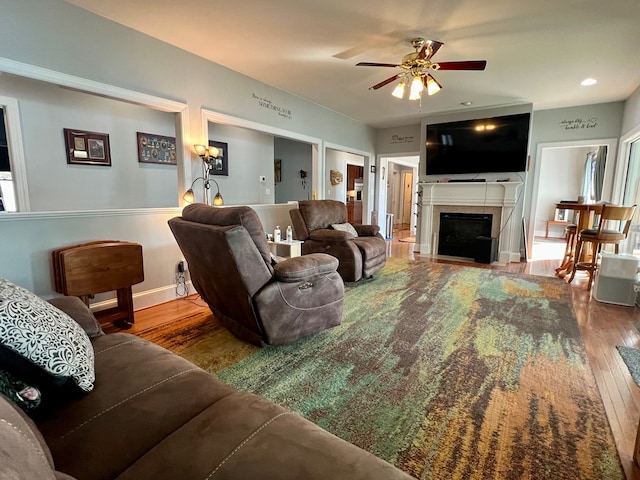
[177,260,187,273]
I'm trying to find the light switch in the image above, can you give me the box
[265,188,271,195]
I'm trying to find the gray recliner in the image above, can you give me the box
[289,200,387,282]
[168,204,344,346]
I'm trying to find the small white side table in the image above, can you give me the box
[268,240,303,258]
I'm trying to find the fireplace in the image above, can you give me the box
[418,181,523,263]
[438,213,492,258]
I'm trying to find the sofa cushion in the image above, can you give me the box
[0,393,58,479]
[0,279,95,393]
[46,297,103,338]
[115,391,413,480]
[37,333,237,480]
[331,222,358,237]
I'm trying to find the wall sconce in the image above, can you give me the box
[184,144,224,205]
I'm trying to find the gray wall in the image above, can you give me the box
[207,123,275,205]
[622,84,640,137]
[274,138,313,203]
[0,0,374,303]
[0,74,177,211]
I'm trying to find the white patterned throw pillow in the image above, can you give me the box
[331,222,358,237]
[0,279,95,392]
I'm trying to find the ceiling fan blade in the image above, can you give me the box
[356,62,400,68]
[417,40,444,61]
[436,60,487,71]
[370,74,400,90]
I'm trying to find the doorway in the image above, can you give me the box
[382,156,419,240]
[528,139,616,263]
[0,107,16,212]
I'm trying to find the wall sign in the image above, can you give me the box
[252,93,293,120]
[558,117,598,130]
[390,134,415,144]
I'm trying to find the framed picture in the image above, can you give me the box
[554,208,571,222]
[274,159,282,182]
[370,165,376,174]
[137,132,177,165]
[208,140,228,176]
[64,128,111,166]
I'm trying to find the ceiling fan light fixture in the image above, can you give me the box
[391,78,406,98]
[425,74,442,96]
[409,75,423,100]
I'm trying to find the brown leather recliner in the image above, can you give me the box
[168,204,344,346]
[289,200,387,282]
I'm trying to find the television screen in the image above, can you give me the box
[426,113,530,175]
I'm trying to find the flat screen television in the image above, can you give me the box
[425,113,531,175]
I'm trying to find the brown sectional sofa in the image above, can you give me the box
[1,296,414,480]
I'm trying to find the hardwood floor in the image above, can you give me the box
[110,231,640,479]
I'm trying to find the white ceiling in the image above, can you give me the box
[65,0,640,128]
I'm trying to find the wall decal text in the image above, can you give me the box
[252,93,292,120]
[559,117,598,130]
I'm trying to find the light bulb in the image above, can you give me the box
[182,188,195,204]
[208,146,220,158]
[409,76,423,100]
[391,78,406,99]
[425,75,442,96]
[194,145,207,157]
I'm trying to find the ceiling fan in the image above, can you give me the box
[356,37,487,101]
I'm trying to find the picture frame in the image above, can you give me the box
[64,128,111,166]
[208,140,228,176]
[554,208,570,222]
[137,132,177,165]
[274,159,282,182]
[370,165,376,174]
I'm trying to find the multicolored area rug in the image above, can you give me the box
[617,346,640,386]
[147,258,623,479]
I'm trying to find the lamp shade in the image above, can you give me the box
[182,188,196,204]
[391,78,406,99]
[208,145,220,158]
[194,144,207,157]
[409,75,424,100]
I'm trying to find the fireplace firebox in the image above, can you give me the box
[438,213,494,261]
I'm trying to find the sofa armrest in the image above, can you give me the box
[309,229,353,242]
[273,253,339,282]
[353,224,380,236]
[47,296,104,338]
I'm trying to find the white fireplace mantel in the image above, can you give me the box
[418,181,523,263]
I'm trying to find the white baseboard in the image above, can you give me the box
[90,281,194,313]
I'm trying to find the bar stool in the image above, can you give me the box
[567,204,636,289]
[560,223,577,269]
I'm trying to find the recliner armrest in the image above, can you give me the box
[273,253,339,282]
[309,229,353,242]
[353,224,380,236]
